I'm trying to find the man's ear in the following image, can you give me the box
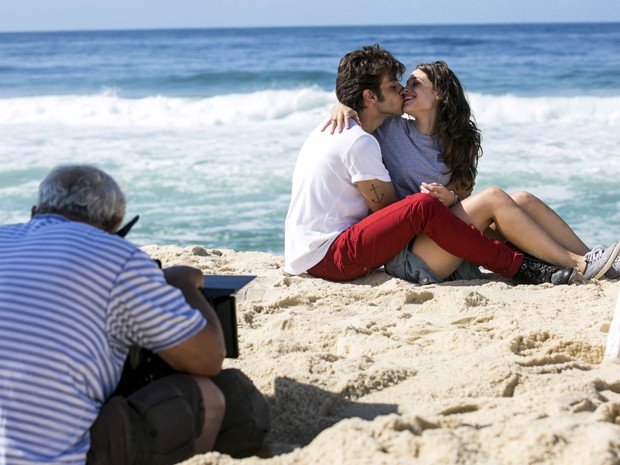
[362,89,377,104]
[105,216,124,234]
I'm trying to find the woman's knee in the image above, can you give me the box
[478,186,513,206]
[510,190,539,208]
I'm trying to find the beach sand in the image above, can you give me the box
[143,245,620,465]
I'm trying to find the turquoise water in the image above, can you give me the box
[1,23,619,252]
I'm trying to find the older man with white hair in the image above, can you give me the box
[0,164,226,465]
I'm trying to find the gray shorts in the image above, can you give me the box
[87,374,204,465]
[385,245,483,285]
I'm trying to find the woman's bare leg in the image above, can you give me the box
[486,192,589,254]
[510,191,589,254]
[453,187,586,272]
[411,233,464,279]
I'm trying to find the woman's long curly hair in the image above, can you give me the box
[416,61,482,192]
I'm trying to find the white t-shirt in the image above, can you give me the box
[284,121,391,274]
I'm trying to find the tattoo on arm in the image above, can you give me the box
[369,184,384,203]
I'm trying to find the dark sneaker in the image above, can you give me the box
[605,254,620,280]
[583,242,620,280]
[512,256,579,285]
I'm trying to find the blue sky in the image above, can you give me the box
[1,0,619,32]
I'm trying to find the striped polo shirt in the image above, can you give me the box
[0,214,206,464]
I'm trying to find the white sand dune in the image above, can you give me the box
[143,245,620,465]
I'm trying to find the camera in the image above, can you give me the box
[200,275,255,359]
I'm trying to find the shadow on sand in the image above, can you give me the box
[266,376,398,454]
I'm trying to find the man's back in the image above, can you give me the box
[0,214,205,464]
[284,122,390,274]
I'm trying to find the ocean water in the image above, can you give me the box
[1,23,619,253]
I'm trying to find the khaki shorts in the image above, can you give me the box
[87,374,204,465]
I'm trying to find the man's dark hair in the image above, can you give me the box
[336,44,405,113]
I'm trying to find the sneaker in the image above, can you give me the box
[605,253,620,280]
[513,256,579,285]
[583,242,620,280]
[605,250,620,279]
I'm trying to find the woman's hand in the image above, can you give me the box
[445,181,473,201]
[320,103,361,134]
[420,182,460,207]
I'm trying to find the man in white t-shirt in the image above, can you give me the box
[284,44,576,285]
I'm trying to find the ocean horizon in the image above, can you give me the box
[1,23,619,253]
[2,20,619,34]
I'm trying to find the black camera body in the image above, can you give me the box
[200,275,255,359]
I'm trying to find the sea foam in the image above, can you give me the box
[1,88,619,251]
[2,88,619,131]
[0,87,334,128]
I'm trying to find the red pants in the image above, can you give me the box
[308,193,523,282]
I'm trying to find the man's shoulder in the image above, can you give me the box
[304,121,375,151]
[308,120,367,137]
[4,214,143,260]
[43,215,135,243]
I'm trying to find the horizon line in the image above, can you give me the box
[1,20,619,35]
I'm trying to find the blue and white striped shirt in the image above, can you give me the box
[0,214,206,464]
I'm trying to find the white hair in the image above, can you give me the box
[36,164,126,229]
